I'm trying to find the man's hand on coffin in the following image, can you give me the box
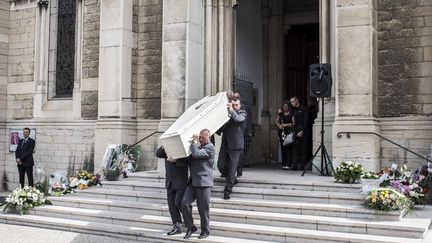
[167,156,177,164]
[192,134,200,144]
[227,102,234,112]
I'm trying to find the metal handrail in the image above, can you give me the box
[129,131,165,148]
[337,131,432,163]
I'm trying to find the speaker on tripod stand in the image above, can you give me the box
[302,63,335,176]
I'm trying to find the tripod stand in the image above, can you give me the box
[302,97,335,176]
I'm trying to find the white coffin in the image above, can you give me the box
[159,91,230,159]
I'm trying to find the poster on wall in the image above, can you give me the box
[9,128,37,152]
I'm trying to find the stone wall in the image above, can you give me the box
[8,5,36,120]
[378,0,432,116]
[0,0,8,191]
[136,0,162,119]
[81,0,100,119]
[380,117,432,170]
[4,122,96,189]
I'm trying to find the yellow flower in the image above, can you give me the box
[371,198,377,203]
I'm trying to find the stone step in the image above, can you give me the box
[125,173,362,193]
[19,207,423,243]
[34,204,429,239]
[49,195,404,222]
[86,185,363,205]
[0,213,272,243]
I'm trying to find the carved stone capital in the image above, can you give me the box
[37,0,49,8]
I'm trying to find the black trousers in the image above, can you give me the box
[217,147,241,194]
[18,165,33,188]
[291,136,307,170]
[167,187,186,227]
[181,185,212,232]
[280,140,293,167]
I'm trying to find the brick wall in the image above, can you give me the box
[81,0,100,119]
[378,0,432,116]
[7,5,36,120]
[136,0,162,119]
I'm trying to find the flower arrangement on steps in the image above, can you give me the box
[334,161,363,184]
[0,186,52,215]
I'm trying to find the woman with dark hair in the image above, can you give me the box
[275,101,294,170]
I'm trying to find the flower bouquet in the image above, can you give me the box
[48,172,71,196]
[69,170,101,189]
[1,186,52,215]
[361,171,381,194]
[334,161,363,183]
[363,188,412,211]
[379,163,426,204]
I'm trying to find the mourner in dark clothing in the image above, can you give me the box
[275,101,294,169]
[15,127,35,188]
[232,92,254,177]
[156,146,189,236]
[290,97,309,171]
[216,97,247,200]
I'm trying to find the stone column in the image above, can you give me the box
[94,0,137,169]
[332,0,380,172]
[161,0,204,119]
[203,0,235,95]
[312,0,335,169]
[0,0,9,190]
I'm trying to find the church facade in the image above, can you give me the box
[0,0,431,188]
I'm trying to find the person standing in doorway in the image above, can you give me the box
[155,146,189,236]
[217,97,247,200]
[181,129,215,240]
[290,97,309,171]
[15,127,35,188]
[275,101,294,169]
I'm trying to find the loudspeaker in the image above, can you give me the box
[309,63,332,97]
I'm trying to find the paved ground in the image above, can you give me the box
[0,224,140,243]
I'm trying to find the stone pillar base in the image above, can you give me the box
[332,117,381,172]
[94,119,137,173]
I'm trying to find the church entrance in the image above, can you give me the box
[234,0,320,166]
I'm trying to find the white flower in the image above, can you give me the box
[349,166,353,171]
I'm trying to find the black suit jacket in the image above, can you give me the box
[156,147,189,190]
[15,138,35,167]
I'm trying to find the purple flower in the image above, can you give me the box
[391,180,401,189]
[400,185,411,195]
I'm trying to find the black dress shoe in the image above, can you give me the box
[183,226,197,239]
[220,174,226,178]
[198,231,210,239]
[223,192,230,200]
[167,226,182,236]
[237,170,243,177]
[234,178,238,185]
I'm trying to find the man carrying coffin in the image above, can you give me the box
[181,129,215,239]
[156,146,189,236]
[217,97,247,200]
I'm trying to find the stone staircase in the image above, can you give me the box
[1,170,431,242]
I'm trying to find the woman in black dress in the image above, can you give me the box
[275,101,294,170]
